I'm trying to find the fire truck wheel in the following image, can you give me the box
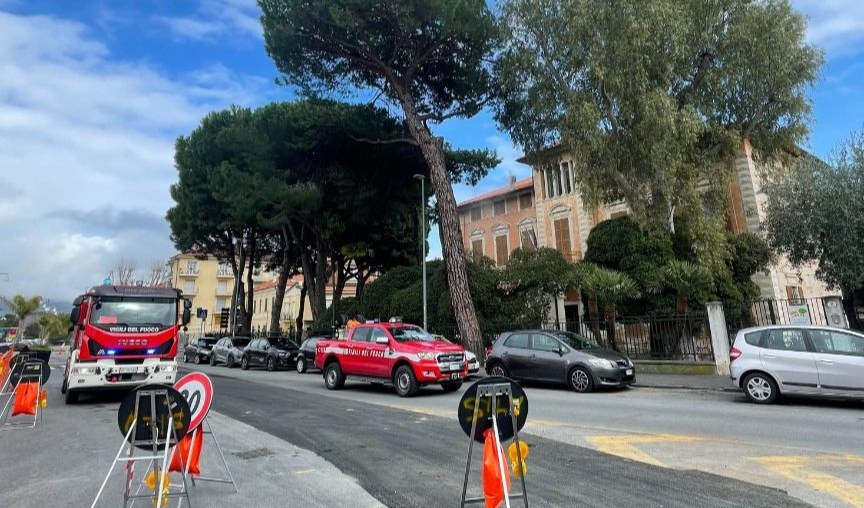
[61,375,67,394]
[241,356,249,370]
[441,381,462,393]
[324,362,345,390]
[65,389,78,404]
[394,365,419,397]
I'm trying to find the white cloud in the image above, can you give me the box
[154,0,262,42]
[793,0,864,54]
[0,10,271,301]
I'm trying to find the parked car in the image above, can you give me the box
[485,330,634,392]
[241,337,299,371]
[210,336,251,368]
[183,336,218,364]
[296,332,335,373]
[433,334,480,377]
[730,325,864,404]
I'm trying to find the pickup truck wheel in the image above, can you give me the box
[65,389,78,404]
[266,357,276,372]
[324,362,345,390]
[394,365,419,397]
[226,355,235,368]
[209,354,216,366]
[296,357,307,373]
[441,381,462,393]
[241,356,249,370]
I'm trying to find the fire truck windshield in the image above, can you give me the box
[90,297,177,329]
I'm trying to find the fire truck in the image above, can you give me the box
[61,285,191,403]
[314,322,467,397]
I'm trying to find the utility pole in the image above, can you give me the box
[413,174,427,330]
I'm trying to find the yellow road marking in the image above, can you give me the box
[294,469,315,475]
[586,434,704,467]
[752,456,864,508]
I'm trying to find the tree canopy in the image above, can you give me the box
[495,0,823,237]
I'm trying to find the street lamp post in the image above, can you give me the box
[413,174,427,330]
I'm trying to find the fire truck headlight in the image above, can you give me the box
[417,352,436,360]
[161,364,177,373]
[72,366,98,375]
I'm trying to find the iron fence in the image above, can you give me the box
[726,297,833,342]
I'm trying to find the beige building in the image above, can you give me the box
[250,274,358,333]
[457,140,835,306]
[169,253,235,332]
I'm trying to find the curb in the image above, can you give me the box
[634,383,739,393]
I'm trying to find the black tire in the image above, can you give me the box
[296,357,307,373]
[65,389,78,404]
[209,354,217,366]
[488,363,509,378]
[324,362,345,390]
[743,372,779,404]
[193,354,201,365]
[266,357,276,372]
[183,353,189,363]
[394,365,419,397]
[226,355,235,368]
[441,381,462,393]
[569,366,594,393]
[241,355,250,370]
[60,375,67,394]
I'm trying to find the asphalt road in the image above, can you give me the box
[200,368,810,507]
[186,362,864,508]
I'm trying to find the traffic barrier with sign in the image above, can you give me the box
[0,358,49,429]
[458,377,529,508]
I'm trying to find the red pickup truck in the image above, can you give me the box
[314,322,467,397]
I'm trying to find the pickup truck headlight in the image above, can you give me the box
[417,352,436,360]
[587,358,616,369]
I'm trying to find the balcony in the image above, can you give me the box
[177,268,199,277]
[215,287,232,297]
[216,268,233,278]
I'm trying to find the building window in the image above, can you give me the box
[216,297,227,310]
[471,239,483,256]
[519,193,533,210]
[786,286,804,301]
[217,262,230,276]
[545,168,554,198]
[553,217,572,261]
[560,161,572,194]
[610,210,628,219]
[218,280,228,293]
[494,200,506,216]
[186,260,198,274]
[470,207,482,221]
[265,299,268,312]
[520,228,536,250]
[495,234,509,266]
[183,280,195,293]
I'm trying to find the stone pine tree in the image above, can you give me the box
[259,0,499,357]
[495,0,822,255]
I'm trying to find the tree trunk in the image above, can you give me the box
[396,92,483,358]
[296,283,307,338]
[356,270,370,300]
[333,261,348,310]
[841,285,862,331]
[229,238,246,334]
[270,244,291,335]
[243,233,257,335]
[587,296,602,344]
[604,305,618,351]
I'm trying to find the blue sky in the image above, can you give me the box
[1,0,863,301]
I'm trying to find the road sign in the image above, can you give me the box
[174,372,213,431]
[196,307,208,320]
[458,376,528,443]
[117,384,190,451]
[9,358,50,386]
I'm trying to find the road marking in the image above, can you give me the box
[586,434,704,467]
[752,455,864,507]
[294,469,315,475]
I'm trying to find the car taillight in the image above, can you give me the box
[730,347,742,362]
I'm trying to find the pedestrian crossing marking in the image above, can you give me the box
[586,434,704,467]
[752,455,864,508]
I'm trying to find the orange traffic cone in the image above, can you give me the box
[481,429,511,508]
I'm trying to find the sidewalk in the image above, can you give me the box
[634,373,737,391]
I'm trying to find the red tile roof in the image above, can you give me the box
[457,177,534,208]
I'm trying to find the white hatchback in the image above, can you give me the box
[730,325,864,404]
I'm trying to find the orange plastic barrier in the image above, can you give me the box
[12,382,38,416]
[169,429,203,476]
[481,429,511,508]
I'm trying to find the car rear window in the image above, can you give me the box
[504,334,529,349]
[744,331,762,347]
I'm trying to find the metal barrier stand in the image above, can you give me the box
[182,416,238,493]
[460,382,529,507]
[0,359,44,429]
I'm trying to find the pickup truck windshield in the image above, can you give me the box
[90,297,176,329]
[390,326,436,342]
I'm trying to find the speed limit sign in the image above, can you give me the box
[174,372,213,431]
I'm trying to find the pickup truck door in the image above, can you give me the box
[347,327,373,375]
[367,328,392,378]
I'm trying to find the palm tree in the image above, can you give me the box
[580,266,640,350]
[646,260,712,354]
[1,295,43,341]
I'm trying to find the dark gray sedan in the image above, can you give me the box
[485,330,635,392]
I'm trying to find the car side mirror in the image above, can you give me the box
[558,346,567,356]
[375,336,389,345]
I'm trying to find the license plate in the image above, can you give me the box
[450,373,463,380]
[625,369,633,376]
[117,367,138,374]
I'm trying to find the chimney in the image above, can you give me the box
[508,171,516,187]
